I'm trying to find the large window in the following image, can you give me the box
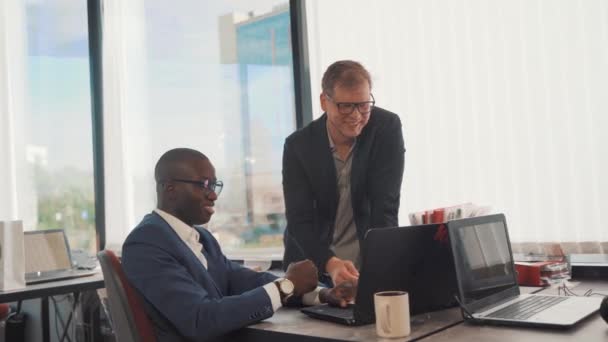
[103,0,296,256]
[0,1,96,253]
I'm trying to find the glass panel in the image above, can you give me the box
[124,1,295,254]
[23,0,96,252]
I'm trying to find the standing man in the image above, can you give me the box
[282,60,405,287]
[122,148,354,342]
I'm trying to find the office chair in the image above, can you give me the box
[0,303,7,342]
[97,250,156,342]
[0,304,9,321]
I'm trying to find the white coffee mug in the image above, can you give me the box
[374,291,411,338]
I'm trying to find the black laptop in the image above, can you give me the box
[24,229,97,285]
[447,214,602,328]
[301,224,459,325]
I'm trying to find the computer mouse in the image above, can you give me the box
[600,296,608,324]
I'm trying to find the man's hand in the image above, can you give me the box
[285,260,318,296]
[325,256,359,286]
[319,281,357,308]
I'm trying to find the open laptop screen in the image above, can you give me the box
[24,229,72,274]
[450,216,517,305]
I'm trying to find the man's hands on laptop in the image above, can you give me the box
[285,260,319,296]
[320,281,357,308]
[326,256,359,286]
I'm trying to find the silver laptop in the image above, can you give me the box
[24,229,97,285]
[447,214,602,328]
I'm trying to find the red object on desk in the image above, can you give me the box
[431,209,445,224]
[514,261,566,287]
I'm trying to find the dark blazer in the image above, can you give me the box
[282,107,405,275]
[122,212,278,342]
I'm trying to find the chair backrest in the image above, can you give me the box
[97,250,156,342]
[0,303,10,321]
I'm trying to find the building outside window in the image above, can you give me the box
[103,1,296,257]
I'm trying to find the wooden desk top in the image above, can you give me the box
[425,316,608,342]
[240,306,463,342]
[232,283,606,342]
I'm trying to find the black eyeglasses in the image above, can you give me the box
[169,178,223,196]
[326,93,375,115]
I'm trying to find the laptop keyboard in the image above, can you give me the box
[486,295,569,320]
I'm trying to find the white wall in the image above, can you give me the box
[305,0,608,245]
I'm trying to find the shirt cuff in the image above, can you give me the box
[302,286,323,306]
[263,281,283,312]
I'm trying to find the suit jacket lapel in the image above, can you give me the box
[314,115,338,221]
[351,146,362,210]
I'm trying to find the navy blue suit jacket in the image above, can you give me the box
[122,212,278,342]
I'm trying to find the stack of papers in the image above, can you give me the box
[408,203,492,225]
[540,262,570,285]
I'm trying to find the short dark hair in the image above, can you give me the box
[154,148,207,184]
[321,60,372,96]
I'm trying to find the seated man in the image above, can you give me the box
[122,148,354,342]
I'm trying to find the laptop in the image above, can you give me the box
[447,214,602,328]
[301,224,459,325]
[24,229,97,285]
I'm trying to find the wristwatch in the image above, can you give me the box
[274,278,295,303]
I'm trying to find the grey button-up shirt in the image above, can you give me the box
[328,130,361,269]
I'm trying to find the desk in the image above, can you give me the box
[0,272,105,342]
[230,283,606,342]
[426,316,608,342]
[231,307,463,341]
[427,280,608,342]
